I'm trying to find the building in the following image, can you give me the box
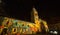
[0,8,49,35]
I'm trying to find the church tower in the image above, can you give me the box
[31,8,42,32]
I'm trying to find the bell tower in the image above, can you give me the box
[31,8,42,32]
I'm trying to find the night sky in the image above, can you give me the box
[1,0,60,23]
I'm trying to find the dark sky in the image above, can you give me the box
[1,0,60,23]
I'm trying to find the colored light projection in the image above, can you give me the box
[0,17,39,35]
[0,8,49,35]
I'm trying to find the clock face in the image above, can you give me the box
[0,17,39,34]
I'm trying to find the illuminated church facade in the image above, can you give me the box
[0,8,49,35]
